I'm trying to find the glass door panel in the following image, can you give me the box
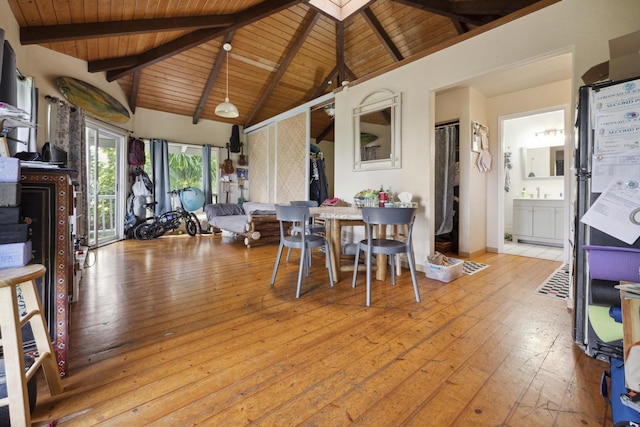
[86,122,125,247]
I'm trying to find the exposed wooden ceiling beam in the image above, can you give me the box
[451,19,470,35]
[445,0,541,15]
[128,70,141,114]
[310,66,338,100]
[20,15,235,45]
[91,0,303,81]
[193,31,236,124]
[361,8,403,62]
[336,21,346,85]
[315,123,334,142]
[244,10,321,127]
[392,0,493,25]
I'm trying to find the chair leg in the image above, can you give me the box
[390,254,396,286]
[407,250,421,302]
[296,247,306,298]
[366,248,372,307]
[271,243,285,285]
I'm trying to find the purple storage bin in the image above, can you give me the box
[583,245,640,282]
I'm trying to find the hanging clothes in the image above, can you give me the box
[310,144,328,205]
[434,123,458,236]
[504,151,513,192]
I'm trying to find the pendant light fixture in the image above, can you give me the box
[215,43,239,118]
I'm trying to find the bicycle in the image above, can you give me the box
[133,187,202,240]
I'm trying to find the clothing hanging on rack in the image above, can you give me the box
[310,144,328,205]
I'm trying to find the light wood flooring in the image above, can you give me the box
[31,234,612,426]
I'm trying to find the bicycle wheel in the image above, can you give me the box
[135,223,157,240]
[185,219,198,236]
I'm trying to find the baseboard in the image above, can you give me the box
[457,248,487,259]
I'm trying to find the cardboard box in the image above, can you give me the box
[425,257,464,283]
[609,31,640,82]
[0,240,32,268]
[582,30,640,84]
[0,157,20,182]
[581,61,609,85]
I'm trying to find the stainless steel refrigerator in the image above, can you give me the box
[573,77,640,357]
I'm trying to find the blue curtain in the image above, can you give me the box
[151,139,172,215]
[202,145,213,205]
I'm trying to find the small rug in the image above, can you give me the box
[535,264,570,300]
[462,261,490,275]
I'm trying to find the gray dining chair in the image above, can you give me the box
[286,200,325,262]
[271,204,334,298]
[352,207,420,306]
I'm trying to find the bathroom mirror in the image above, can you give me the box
[353,90,401,171]
[522,144,564,179]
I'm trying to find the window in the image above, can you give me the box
[166,143,218,208]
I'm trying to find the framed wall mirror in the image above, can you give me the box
[353,89,401,171]
[522,144,564,178]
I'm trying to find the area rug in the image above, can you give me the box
[462,261,490,275]
[535,264,570,300]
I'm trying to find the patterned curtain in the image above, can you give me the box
[48,99,88,241]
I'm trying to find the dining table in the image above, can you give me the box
[310,206,388,282]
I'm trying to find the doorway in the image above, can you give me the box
[500,108,567,261]
[85,120,127,247]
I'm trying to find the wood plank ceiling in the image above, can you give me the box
[7,0,547,141]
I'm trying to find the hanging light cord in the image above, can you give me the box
[225,49,230,100]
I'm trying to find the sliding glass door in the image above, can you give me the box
[85,121,127,247]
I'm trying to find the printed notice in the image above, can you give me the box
[581,178,640,245]
[591,150,640,192]
[594,110,640,154]
[591,78,640,120]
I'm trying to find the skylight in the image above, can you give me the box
[308,0,371,21]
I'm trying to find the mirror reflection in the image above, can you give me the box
[359,108,392,161]
[523,145,564,178]
[353,90,401,171]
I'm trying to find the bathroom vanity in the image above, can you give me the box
[512,198,564,247]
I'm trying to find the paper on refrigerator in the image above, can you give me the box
[580,178,640,244]
[591,150,640,192]
[589,79,640,191]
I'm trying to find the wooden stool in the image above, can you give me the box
[0,264,64,426]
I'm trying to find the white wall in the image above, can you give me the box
[333,0,640,266]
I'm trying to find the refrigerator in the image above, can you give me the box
[573,76,640,358]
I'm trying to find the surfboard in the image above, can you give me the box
[56,76,130,124]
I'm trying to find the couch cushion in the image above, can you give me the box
[204,203,245,217]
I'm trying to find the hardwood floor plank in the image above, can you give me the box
[30,236,611,426]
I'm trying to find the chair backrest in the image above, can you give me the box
[275,204,311,223]
[361,207,416,226]
[290,200,319,207]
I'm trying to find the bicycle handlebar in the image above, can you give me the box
[167,187,196,195]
